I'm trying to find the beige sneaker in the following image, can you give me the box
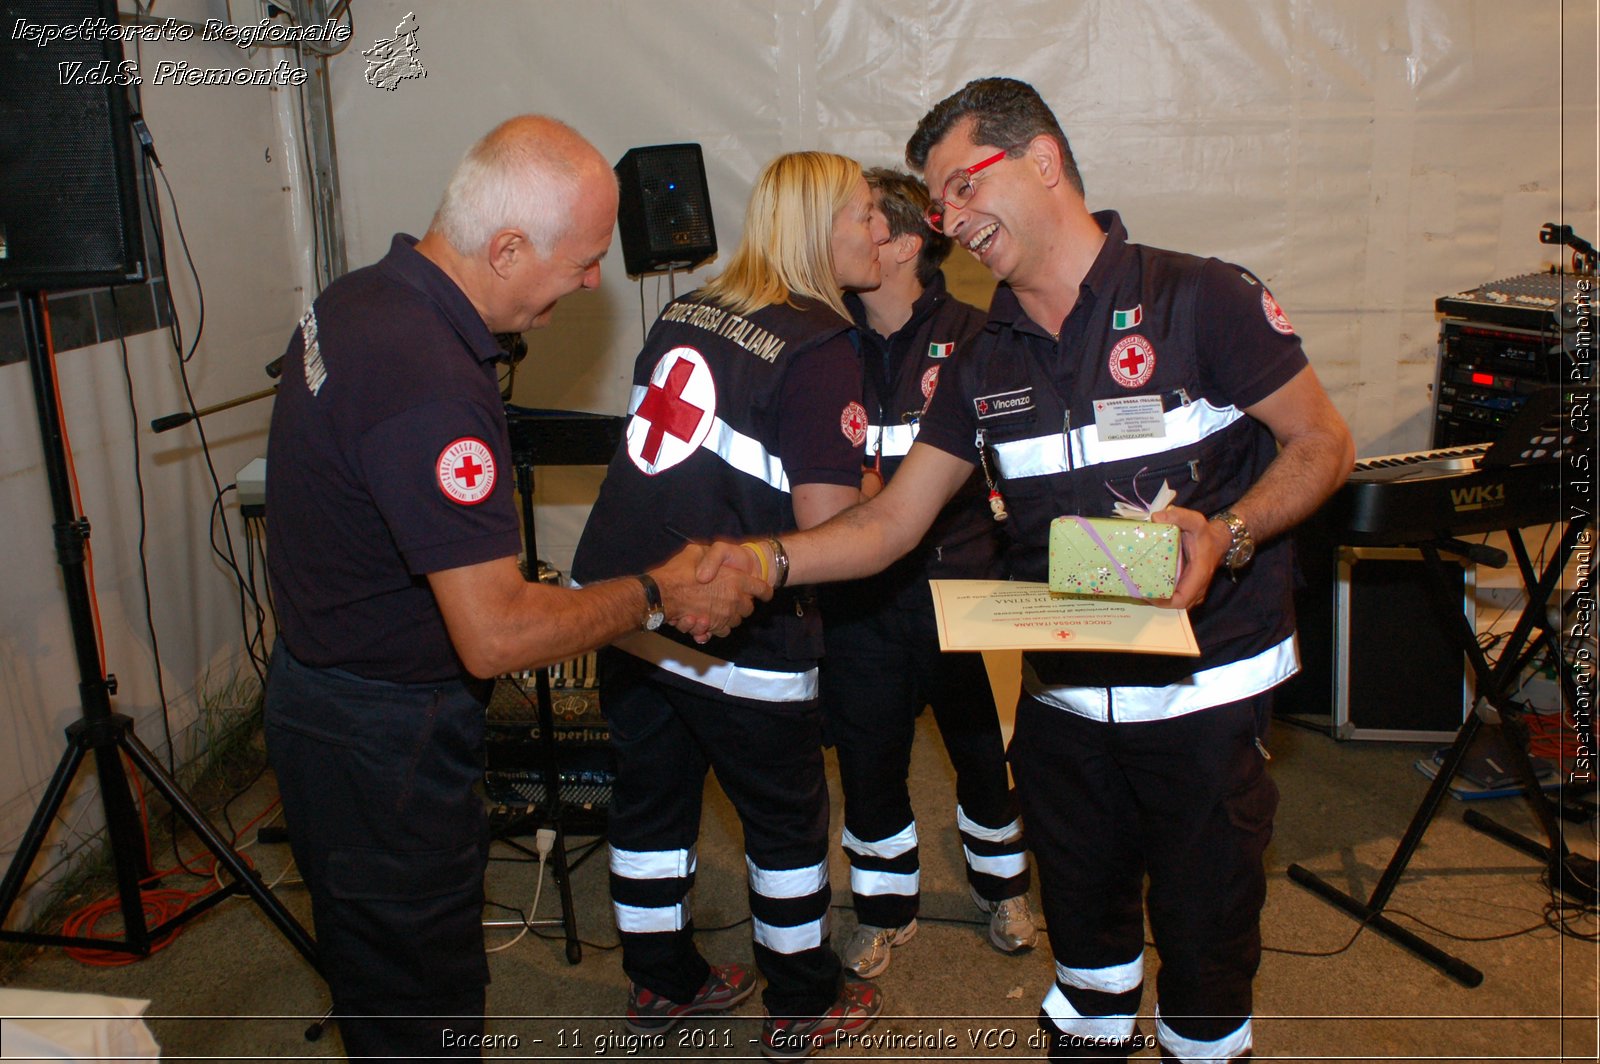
[839,919,917,978]
[971,887,1039,953]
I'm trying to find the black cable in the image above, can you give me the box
[123,22,269,692]
[1384,906,1556,944]
[242,518,273,664]
[1260,924,1368,959]
[209,487,268,682]
[1542,895,1600,941]
[252,516,279,630]
[112,289,211,878]
[218,761,269,845]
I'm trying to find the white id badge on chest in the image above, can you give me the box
[1092,395,1166,441]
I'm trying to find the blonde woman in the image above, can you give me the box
[573,151,887,1059]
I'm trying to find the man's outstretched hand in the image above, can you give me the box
[651,542,771,643]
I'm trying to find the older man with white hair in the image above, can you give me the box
[264,115,767,1060]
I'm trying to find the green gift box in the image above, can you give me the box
[1048,516,1181,599]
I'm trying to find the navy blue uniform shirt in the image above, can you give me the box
[266,234,522,683]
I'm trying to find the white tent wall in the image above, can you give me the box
[331,0,1597,570]
[0,0,1594,929]
[0,3,315,928]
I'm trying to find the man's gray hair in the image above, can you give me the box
[432,116,605,256]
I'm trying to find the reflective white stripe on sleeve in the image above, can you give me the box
[609,845,696,881]
[849,866,919,897]
[1055,955,1144,995]
[746,857,828,900]
[1155,1009,1252,1062]
[704,416,789,491]
[629,385,790,492]
[1041,984,1137,1042]
[613,900,687,934]
[1025,634,1298,722]
[955,806,1022,845]
[613,629,818,702]
[962,847,1029,878]
[842,822,918,860]
[992,400,1244,479]
[865,421,918,458]
[752,910,829,955]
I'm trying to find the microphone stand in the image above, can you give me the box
[151,385,277,434]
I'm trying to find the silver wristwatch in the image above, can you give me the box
[1211,510,1255,573]
[635,573,665,631]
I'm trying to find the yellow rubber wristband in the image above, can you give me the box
[740,541,770,584]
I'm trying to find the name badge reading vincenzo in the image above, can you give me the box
[973,388,1034,420]
[1092,395,1167,441]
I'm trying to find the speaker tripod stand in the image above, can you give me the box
[1288,514,1594,987]
[0,290,318,970]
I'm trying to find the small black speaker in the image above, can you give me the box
[0,0,146,290]
[1332,547,1475,742]
[614,144,716,277]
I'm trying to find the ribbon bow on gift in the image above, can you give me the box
[1107,467,1176,521]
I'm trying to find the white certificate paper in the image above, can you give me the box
[929,579,1200,656]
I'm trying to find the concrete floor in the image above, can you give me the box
[2,712,1596,1062]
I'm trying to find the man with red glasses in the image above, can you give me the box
[823,168,1035,980]
[710,78,1354,1062]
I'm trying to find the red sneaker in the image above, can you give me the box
[625,962,757,1034]
[760,981,883,1059]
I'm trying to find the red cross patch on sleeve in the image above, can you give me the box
[1261,290,1296,335]
[840,401,868,446]
[436,437,497,505]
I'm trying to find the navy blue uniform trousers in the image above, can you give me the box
[1013,691,1276,1059]
[265,641,491,1061]
[822,585,1027,928]
[600,648,842,1018]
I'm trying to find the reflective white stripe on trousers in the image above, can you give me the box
[1041,985,1138,1042]
[1156,1009,1252,1062]
[842,823,920,896]
[1024,634,1299,722]
[747,856,830,955]
[610,846,696,933]
[1041,955,1144,1041]
[609,845,696,880]
[956,805,1022,844]
[613,629,818,702]
[956,806,1027,877]
[848,866,919,896]
[963,847,1029,878]
[842,822,918,860]
[613,900,688,933]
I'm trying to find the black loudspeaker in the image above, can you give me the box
[614,143,716,277]
[1332,547,1475,742]
[0,0,146,290]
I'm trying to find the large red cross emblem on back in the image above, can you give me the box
[627,347,717,476]
[635,357,706,464]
